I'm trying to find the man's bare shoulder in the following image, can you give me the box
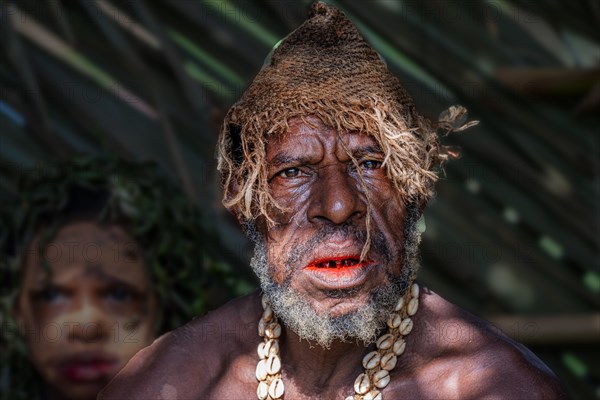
[407,287,566,399]
[99,291,261,400]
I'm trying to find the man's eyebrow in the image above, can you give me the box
[351,145,384,157]
[269,145,383,167]
[269,153,312,168]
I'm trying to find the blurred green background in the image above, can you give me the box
[0,1,598,398]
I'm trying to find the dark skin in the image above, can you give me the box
[100,117,565,399]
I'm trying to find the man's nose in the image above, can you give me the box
[56,297,109,342]
[307,165,366,225]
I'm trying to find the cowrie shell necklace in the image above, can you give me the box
[256,283,420,400]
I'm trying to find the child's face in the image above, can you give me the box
[15,221,158,400]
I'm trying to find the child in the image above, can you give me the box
[0,156,249,399]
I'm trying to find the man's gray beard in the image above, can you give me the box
[247,206,422,349]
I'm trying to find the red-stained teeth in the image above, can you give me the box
[343,259,359,267]
[311,258,362,269]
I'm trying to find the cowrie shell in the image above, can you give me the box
[261,294,270,309]
[264,339,279,357]
[411,283,419,298]
[364,389,382,400]
[387,313,402,329]
[268,378,284,399]
[257,381,269,399]
[394,297,404,312]
[265,323,281,339]
[407,298,419,316]
[376,333,394,350]
[354,373,370,395]
[400,317,414,335]
[393,338,406,356]
[380,352,397,371]
[255,359,267,381]
[362,351,380,370]
[262,305,273,322]
[266,354,281,375]
[257,342,266,359]
[258,318,266,337]
[373,369,390,389]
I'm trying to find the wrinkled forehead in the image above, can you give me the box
[266,116,383,157]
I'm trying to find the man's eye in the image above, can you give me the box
[361,160,382,170]
[279,168,301,178]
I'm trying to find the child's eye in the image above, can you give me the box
[106,286,134,302]
[34,287,67,303]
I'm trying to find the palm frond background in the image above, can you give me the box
[0,1,598,398]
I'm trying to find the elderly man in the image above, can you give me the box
[100,3,565,399]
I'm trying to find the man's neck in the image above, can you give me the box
[279,325,375,392]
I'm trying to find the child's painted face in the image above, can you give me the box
[15,221,158,400]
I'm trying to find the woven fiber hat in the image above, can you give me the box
[218,1,473,222]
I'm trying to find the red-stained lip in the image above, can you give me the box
[303,255,375,290]
[55,352,119,383]
[304,255,365,270]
